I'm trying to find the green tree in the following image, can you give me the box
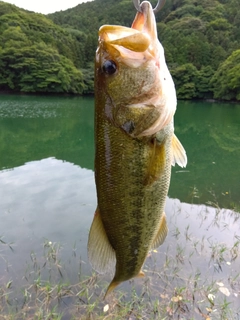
[211,50,240,100]
[1,0,240,99]
[0,43,84,93]
[0,2,85,94]
[196,66,214,99]
[171,63,199,100]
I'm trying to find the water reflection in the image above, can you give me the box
[0,158,239,313]
[0,158,96,286]
[0,95,94,171]
[0,95,240,209]
[171,101,240,209]
[0,95,240,316]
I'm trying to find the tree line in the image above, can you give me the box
[0,1,85,94]
[0,0,240,100]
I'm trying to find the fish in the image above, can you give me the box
[87,0,187,297]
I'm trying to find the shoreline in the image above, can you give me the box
[1,91,239,103]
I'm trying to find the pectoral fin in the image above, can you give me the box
[88,207,116,274]
[171,134,187,168]
[144,138,165,185]
[151,212,168,249]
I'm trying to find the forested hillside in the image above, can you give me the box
[1,0,240,99]
[49,0,240,100]
[0,1,85,94]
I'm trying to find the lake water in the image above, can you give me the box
[0,95,240,317]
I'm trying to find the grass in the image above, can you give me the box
[1,204,240,319]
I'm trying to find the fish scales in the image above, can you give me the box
[95,115,172,278]
[88,0,187,297]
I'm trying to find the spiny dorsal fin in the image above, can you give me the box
[171,134,187,168]
[151,212,168,249]
[88,207,116,274]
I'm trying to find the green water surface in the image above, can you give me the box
[0,95,240,315]
[0,95,239,209]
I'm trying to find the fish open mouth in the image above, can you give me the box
[96,1,177,136]
[98,1,159,65]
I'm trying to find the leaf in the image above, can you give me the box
[216,282,224,287]
[103,304,109,312]
[166,306,173,315]
[207,293,215,301]
[171,295,182,302]
[219,287,230,296]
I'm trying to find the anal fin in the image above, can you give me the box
[171,134,187,168]
[151,212,168,249]
[87,207,116,274]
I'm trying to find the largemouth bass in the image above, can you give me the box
[88,0,187,297]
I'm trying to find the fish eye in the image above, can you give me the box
[102,60,117,75]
